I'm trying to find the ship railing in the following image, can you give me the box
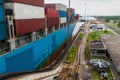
[0,43,9,55]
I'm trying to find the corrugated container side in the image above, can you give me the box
[67,8,75,13]
[0,0,3,3]
[55,4,67,11]
[0,24,7,40]
[67,16,71,22]
[59,10,66,17]
[45,4,67,11]
[4,3,45,20]
[14,19,45,36]
[0,5,6,22]
[76,14,79,20]
[72,12,75,17]
[4,0,44,7]
[45,4,56,10]
[47,17,59,27]
[45,8,59,18]
[67,11,72,17]
[60,17,67,24]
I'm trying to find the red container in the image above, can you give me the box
[67,11,72,17]
[45,8,59,18]
[47,17,59,27]
[67,8,75,13]
[45,4,56,10]
[5,0,44,7]
[75,14,79,19]
[14,19,45,36]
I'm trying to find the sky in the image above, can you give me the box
[45,0,120,16]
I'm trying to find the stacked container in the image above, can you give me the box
[4,0,45,36]
[0,0,7,40]
[45,8,59,27]
[45,4,67,24]
[67,8,75,22]
[75,14,79,20]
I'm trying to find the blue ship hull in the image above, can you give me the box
[0,23,76,74]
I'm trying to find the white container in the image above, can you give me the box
[59,17,67,24]
[4,3,45,20]
[55,4,67,11]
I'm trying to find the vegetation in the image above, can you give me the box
[91,68,113,80]
[66,46,78,63]
[97,16,120,22]
[118,20,120,28]
[84,30,114,79]
[87,30,114,42]
[78,33,84,38]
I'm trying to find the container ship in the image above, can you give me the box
[0,0,79,74]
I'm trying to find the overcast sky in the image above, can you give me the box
[45,0,120,16]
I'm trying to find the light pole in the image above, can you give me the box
[84,3,87,21]
[67,0,71,61]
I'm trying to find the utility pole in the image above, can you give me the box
[84,3,87,21]
[67,0,71,61]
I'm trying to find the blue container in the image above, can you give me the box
[0,5,6,22]
[0,24,7,40]
[0,0,3,3]
[67,16,71,22]
[59,10,67,17]
[72,12,75,17]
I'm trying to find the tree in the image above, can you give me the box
[117,20,120,28]
[114,20,117,24]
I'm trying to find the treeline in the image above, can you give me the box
[97,16,120,23]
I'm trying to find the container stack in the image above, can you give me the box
[75,14,79,20]
[67,8,75,22]
[4,0,45,36]
[45,3,67,25]
[45,8,59,28]
[67,10,72,22]
[0,0,7,40]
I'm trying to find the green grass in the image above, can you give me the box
[66,46,78,63]
[90,56,107,60]
[91,69,100,80]
[78,33,84,39]
[106,22,118,27]
[87,30,114,41]
[91,68,113,80]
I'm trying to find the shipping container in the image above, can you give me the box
[67,16,71,22]
[56,3,67,11]
[45,3,67,11]
[47,17,59,27]
[14,19,45,36]
[0,23,7,40]
[59,10,66,17]
[5,0,44,7]
[45,4,56,10]
[67,11,72,17]
[0,5,6,22]
[67,8,75,13]
[4,3,45,20]
[0,0,3,3]
[45,8,59,18]
[72,12,75,17]
[60,17,67,24]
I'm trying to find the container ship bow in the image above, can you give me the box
[0,0,79,74]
